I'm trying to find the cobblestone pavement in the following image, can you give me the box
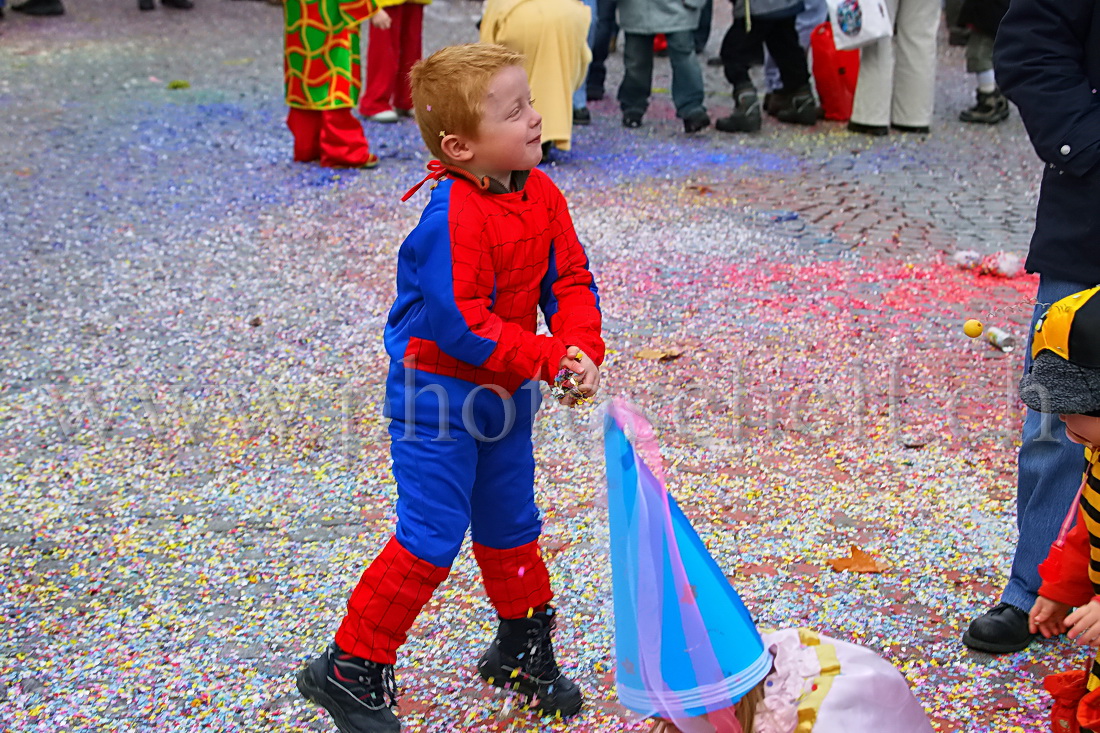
[0,1,1068,732]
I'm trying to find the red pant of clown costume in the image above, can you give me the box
[335,374,552,662]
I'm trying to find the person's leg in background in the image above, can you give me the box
[665,29,710,130]
[618,32,654,125]
[963,276,1096,653]
[573,0,598,123]
[586,0,618,101]
[393,3,424,116]
[763,16,817,124]
[694,0,713,53]
[716,16,764,132]
[958,31,1009,124]
[847,0,897,134]
[360,4,405,119]
[888,0,938,131]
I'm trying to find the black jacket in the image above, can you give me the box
[994,0,1100,285]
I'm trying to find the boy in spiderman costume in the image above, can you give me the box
[296,43,604,733]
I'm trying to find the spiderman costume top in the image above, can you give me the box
[384,163,605,399]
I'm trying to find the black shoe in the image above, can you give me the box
[962,603,1035,654]
[572,107,591,126]
[11,0,64,15]
[716,85,761,133]
[775,87,819,126]
[161,0,194,8]
[622,114,642,128]
[296,645,401,733]
[478,607,584,718]
[847,120,888,136]
[682,110,710,133]
[959,87,1010,124]
[891,123,930,134]
[139,0,154,9]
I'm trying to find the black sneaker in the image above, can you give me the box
[478,607,584,718]
[622,114,642,128]
[716,86,761,133]
[962,602,1035,654]
[683,110,710,133]
[296,645,401,733]
[572,107,591,126]
[959,87,1010,125]
[891,122,930,134]
[11,0,64,15]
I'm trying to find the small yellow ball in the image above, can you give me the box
[963,319,984,338]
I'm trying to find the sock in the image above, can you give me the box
[976,69,996,94]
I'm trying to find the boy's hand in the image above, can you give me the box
[556,347,600,407]
[1030,596,1072,638]
[1066,599,1100,646]
[370,8,392,29]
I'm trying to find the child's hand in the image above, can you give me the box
[556,347,600,407]
[1066,599,1100,646]
[370,8,391,29]
[1030,596,1072,637]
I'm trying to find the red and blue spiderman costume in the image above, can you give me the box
[334,162,604,664]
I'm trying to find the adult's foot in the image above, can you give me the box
[847,120,888,137]
[962,602,1035,653]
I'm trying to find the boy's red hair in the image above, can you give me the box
[409,43,526,161]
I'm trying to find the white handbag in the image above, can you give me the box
[826,0,893,50]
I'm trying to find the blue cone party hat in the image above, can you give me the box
[603,399,771,730]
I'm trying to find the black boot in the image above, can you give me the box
[478,607,584,718]
[775,86,819,126]
[12,0,64,16]
[959,87,1010,125]
[962,602,1034,653]
[161,0,194,8]
[296,644,401,732]
[716,85,761,133]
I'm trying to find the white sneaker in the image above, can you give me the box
[364,110,398,123]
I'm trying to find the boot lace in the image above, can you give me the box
[333,653,399,709]
[522,619,561,680]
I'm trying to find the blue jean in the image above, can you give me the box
[695,0,713,52]
[573,0,599,109]
[764,0,827,91]
[1001,275,1096,610]
[618,30,706,119]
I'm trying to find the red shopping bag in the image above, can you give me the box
[810,22,860,121]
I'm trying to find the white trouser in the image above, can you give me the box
[849,0,939,127]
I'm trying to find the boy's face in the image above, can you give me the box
[1061,414,1100,448]
[466,65,543,183]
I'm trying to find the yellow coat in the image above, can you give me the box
[480,0,592,150]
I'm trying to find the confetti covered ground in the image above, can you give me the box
[0,1,1084,731]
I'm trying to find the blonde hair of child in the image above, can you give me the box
[409,43,527,161]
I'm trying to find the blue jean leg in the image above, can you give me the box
[573,0,599,109]
[618,33,655,117]
[665,30,706,118]
[1001,275,1097,610]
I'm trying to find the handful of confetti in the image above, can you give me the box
[550,351,588,405]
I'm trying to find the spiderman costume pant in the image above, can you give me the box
[335,370,554,664]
